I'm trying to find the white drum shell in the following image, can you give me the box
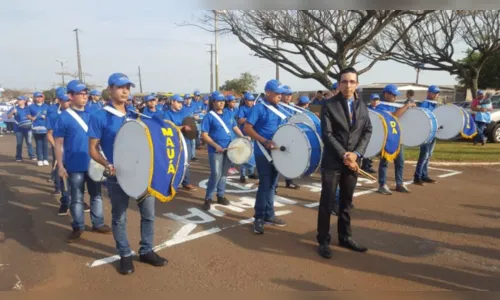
[364,110,386,158]
[398,108,434,147]
[433,105,465,140]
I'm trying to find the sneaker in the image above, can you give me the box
[31,158,37,161]
[191,157,199,162]
[227,168,239,175]
[16,159,22,162]
[318,244,333,259]
[239,176,246,183]
[43,160,49,166]
[217,196,230,205]
[286,183,300,189]
[67,229,83,243]
[396,185,411,193]
[248,174,258,180]
[422,177,437,184]
[253,218,265,234]
[377,185,392,195]
[139,251,168,267]
[37,161,43,167]
[264,217,287,227]
[413,178,425,186]
[92,225,112,234]
[119,256,135,275]
[182,184,197,191]
[83,203,90,212]
[57,205,69,216]
[202,199,212,211]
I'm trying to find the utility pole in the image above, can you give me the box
[275,39,280,80]
[138,66,143,93]
[73,28,83,82]
[415,63,424,85]
[56,59,68,86]
[207,44,214,92]
[214,10,220,91]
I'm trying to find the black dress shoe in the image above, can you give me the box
[119,256,135,275]
[139,251,168,267]
[318,244,333,259]
[339,237,368,253]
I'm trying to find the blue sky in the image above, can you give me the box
[0,2,461,94]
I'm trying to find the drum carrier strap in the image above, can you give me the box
[209,111,231,135]
[66,108,88,132]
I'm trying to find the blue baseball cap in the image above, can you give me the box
[17,96,26,101]
[331,82,338,90]
[144,95,156,102]
[382,84,401,96]
[370,93,380,100]
[243,92,255,101]
[108,73,136,88]
[59,94,70,102]
[298,96,310,104]
[264,79,286,94]
[226,95,235,101]
[55,87,67,99]
[193,90,201,96]
[211,91,225,101]
[428,85,440,94]
[282,85,293,95]
[67,80,88,93]
[33,91,43,98]
[90,89,101,96]
[171,94,184,102]
[203,95,209,101]
[183,93,192,100]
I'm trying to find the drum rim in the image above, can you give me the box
[365,110,387,158]
[272,122,322,179]
[227,137,253,165]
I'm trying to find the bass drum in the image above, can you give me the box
[364,110,386,158]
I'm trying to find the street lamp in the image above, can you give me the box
[213,10,227,91]
[56,59,68,85]
[414,63,425,84]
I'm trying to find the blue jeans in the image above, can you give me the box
[34,133,49,161]
[107,177,155,257]
[182,138,192,186]
[15,130,34,160]
[474,121,487,143]
[205,152,232,200]
[240,151,256,176]
[378,147,405,186]
[254,154,279,220]
[190,138,196,159]
[51,146,61,192]
[195,123,201,147]
[68,172,104,231]
[414,138,436,179]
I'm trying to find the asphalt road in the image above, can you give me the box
[0,134,499,291]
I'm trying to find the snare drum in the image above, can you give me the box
[364,110,386,158]
[433,104,476,140]
[113,118,187,202]
[32,126,47,134]
[88,151,107,182]
[227,137,253,165]
[398,107,438,147]
[288,110,321,134]
[17,120,33,129]
[271,123,323,179]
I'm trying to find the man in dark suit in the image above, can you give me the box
[317,67,373,258]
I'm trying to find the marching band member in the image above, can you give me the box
[236,92,258,183]
[244,79,289,234]
[413,85,441,185]
[7,96,35,162]
[85,90,103,114]
[88,73,167,275]
[126,94,135,111]
[183,93,200,162]
[192,90,203,150]
[46,88,72,214]
[163,94,197,191]
[142,95,163,118]
[296,95,310,109]
[201,92,247,210]
[201,95,209,113]
[224,95,240,175]
[376,84,415,195]
[317,67,372,258]
[54,80,111,242]
[28,92,50,166]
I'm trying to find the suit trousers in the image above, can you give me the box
[317,167,358,245]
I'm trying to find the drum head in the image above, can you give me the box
[365,110,385,158]
[399,108,433,147]
[182,117,198,140]
[113,120,151,199]
[178,133,189,184]
[88,159,106,182]
[289,114,315,131]
[433,105,464,140]
[271,124,312,179]
[227,138,253,164]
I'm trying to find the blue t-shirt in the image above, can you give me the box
[374,102,398,114]
[280,103,297,117]
[88,105,135,164]
[143,107,163,119]
[201,110,236,153]
[53,109,91,172]
[48,103,59,115]
[46,108,62,131]
[183,103,197,116]
[9,106,31,133]
[85,101,103,114]
[237,105,252,134]
[245,100,287,156]
[28,103,50,128]
[419,100,438,112]
[155,104,164,112]
[191,100,202,112]
[163,109,189,126]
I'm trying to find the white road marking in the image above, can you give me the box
[12,275,24,291]
[438,171,463,178]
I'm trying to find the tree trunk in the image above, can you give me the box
[470,68,479,99]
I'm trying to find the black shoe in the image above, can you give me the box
[339,237,368,253]
[422,177,437,184]
[264,217,286,227]
[286,183,300,189]
[248,174,258,180]
[58,205,68,216]
[202,199,212,211]
[367,168,376,174]
[318,244,333,259]
[239,176,246,183]
[413,178,425,186]
[119,256,134,275]
[191,157,199,162]
[349,203,355,210]
[217,196,230,205]
[253,218,264,234]
[67,229,83,243]
[331,203,339,215]
[139,251,168,267]
[83,203,90,212]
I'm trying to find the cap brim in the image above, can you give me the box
[114,78,136,88]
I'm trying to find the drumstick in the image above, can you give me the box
[358,169,377,181]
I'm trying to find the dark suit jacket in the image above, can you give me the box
[320,92,372,170]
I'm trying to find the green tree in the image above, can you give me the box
[101,89,110,101]
[456,50,500,89]
[219,72,259,93]
[43,89,56,101]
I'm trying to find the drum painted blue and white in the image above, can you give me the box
[17,120,33,129]
[398,107,438,147]
[433,104,470,140]
[364,110,386,158]
[271,122,323,179]
[288,110,321,135]
[32,126,48,134]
